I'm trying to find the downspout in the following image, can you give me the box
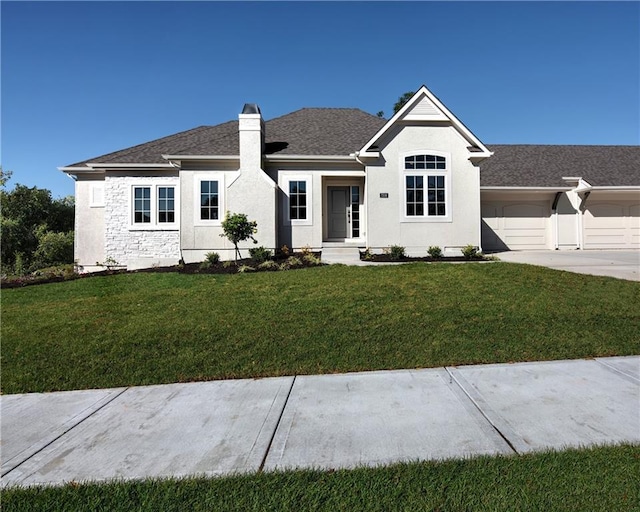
[552,192,562,250]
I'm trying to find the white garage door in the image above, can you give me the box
[482,201,551,251]
[583,202,640,249]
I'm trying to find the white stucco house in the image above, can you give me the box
[61,85,640,271]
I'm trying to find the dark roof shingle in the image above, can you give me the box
[481,145,640,187]
[69,108,386,166]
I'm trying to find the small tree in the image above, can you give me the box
[220,212,257,264]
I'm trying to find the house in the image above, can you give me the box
[60,86,640,271]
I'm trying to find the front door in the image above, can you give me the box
[328,187,349,239]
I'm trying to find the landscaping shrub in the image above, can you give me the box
[388,245,406,260]
[462,244,479,260]
[427,246,443,259]
[200,252,220,269]
[249,246,272,263]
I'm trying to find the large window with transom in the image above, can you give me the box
[403,153,449,219]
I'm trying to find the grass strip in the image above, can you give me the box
[3,444,639,511]
[2,263,639,394]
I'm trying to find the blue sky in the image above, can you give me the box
[2,1,639,199]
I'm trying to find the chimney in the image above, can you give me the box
[238,103,264,171]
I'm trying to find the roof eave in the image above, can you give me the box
[481,186,573,191]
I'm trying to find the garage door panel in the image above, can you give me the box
[481,201,550,251]
[584,201,640,249]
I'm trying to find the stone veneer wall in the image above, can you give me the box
[104,175,180,268]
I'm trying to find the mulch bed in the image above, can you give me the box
[1,252,323,289]
[361,253,486,263]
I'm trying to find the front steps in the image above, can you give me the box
[321,246,364,265]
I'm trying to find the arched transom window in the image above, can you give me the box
[404,154,448,217]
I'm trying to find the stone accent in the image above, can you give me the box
[104,176,180,268]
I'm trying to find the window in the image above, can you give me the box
[200,181,219,220]
[158,187,175,223]
[131,184,178,228]
[351,186,360,237]
[289,180,307,220]
[282,175,312,225]
[403,153,448,218]
[134,187,151,223]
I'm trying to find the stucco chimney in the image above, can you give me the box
[238,103,264,171]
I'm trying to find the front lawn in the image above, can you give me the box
[3,444,639,511]
[2,263,638,394]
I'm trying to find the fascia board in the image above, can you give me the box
[480,186,573,192]
[85,162,175,169]
[162,154,239,161]
[590,186,640,191]
[264,155,356,163]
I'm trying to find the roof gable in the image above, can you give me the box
[359,85,492,159]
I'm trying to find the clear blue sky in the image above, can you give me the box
[2,1,639,199]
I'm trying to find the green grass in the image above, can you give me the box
[2,263,639,394]
[3,444,639,511]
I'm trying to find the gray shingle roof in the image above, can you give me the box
[66,111,639,189]
[481,145,640,187]
[69,108,387,166]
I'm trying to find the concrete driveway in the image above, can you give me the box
[495,250,639,281]
[2,356,638,487]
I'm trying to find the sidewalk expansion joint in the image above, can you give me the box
[594,359,640,385]
[1,387,130,479]
[445,367,521,455]
[258,375,296,473]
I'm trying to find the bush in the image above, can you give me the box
[237,265,255,273]
[302,253,322,266]
[427,246,443,259]
[462,244,479,260]
[285,256,303,267]
[249,246,272,264]
[205,252,220,264]
[388,245,406,260]
[31,229,74,270]
[258,260,278,271]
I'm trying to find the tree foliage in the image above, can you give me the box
[1,184,75,273]
[220,212,258,263]
[393,91,415,114]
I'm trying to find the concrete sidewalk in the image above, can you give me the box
[2,356,638,487]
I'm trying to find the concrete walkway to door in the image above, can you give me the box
[495,250,640,281]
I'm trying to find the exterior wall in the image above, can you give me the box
[366,124,481,256]
[270,161,364,251]
[74,177,106,272]
[104,174,180,269]
[180,161,276,263]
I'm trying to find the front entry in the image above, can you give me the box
[328,186,349,239]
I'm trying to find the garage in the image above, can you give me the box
[482,201,551,251]
[583,198,640,249]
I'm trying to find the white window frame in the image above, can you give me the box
[194,174,226,227]
[282,174,313,226]
[129,183,179,230]
[400,150,451,223]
